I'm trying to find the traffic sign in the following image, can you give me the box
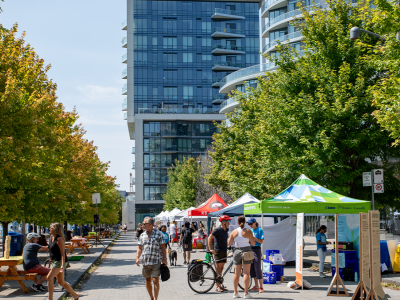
[362,172,372,186]
[374,184,384,193]
[373,169,383,184]
[92,193,101,204]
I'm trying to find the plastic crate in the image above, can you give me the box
[263,272,276,284]
[271,265,284,277]
[332,267,344,278]
[345,262,357,270]
[265,250,280,262]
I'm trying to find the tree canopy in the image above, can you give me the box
[209,0,400,209]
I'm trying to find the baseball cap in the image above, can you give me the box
[246,217,257,224]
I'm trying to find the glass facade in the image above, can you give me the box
[133,0,260,114]
[135,204,164,223]
[143,120,217,200]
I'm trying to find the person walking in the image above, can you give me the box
[123,223,127,235]
[28,223,33,233]
[160,225,171,249]
[169,221,177,247]
[247,218,264,293]
[47,223,80,300]
[136,217,168,300]
[228,216,256,299]
[179,221,195,264]
[208,215,231,292]
[22,233,50,292]
[136,223,144,241]
[316,225,331,278]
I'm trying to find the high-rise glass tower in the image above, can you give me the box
[122,0,260,226]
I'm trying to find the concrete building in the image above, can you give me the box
[122,0,261,228]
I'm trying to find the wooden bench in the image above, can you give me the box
[0,260,39,293]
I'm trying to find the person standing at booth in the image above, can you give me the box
[316,225,331,278]
[169,221,177,247]
[247,218,264,293]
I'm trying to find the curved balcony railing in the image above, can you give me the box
[121,37,127,47]
[122,83,127,95]
[122,53,127,63]
[124,112,127,120]
[220,97,239,110]
[212,45,245,52]
[261,0,286,14]
[213,77,224,84]
[137,108,220,114]
[263,31,302,53]
[212,28,245,35]
[122,102,127,111]
[122,68,127,78]
[122,19,127,30]
[212,8,245,17]
[263,5,320,33]
[212,61,246,68]
[213,94,229,100]
[219,63,276,91]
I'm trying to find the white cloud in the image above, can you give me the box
[76,85,120,104]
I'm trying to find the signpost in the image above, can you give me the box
[363,172,372,187]
[92,193,104,247]
[363,169,384,210]
[327,214,349,297]
[295,213,304,289]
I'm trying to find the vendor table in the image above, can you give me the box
[0,256,37,294]
[66,238,90,254]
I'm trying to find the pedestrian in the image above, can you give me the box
[228,216,256,299]
[47,223,80,300]
[247,218,264,293]
[193,222,206,248]
[179,221,195,264]
[28,223,33,233]
[123,223,127,235]
[160,225,171,249]
[22,233,50,292]
[208,215,231,292]
[136,217,168,300]
[316,225,331,278]
[169,221,177,247]
[136,223,143,241]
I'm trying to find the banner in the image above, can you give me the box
[295,213,304,288]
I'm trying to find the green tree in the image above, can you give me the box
[210,0,400,208]
[163,157,199,210]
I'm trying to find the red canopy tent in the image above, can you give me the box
[188,193,228,216]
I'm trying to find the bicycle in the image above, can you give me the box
[187,247,252,294]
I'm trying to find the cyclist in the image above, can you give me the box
[22,233,50,292]
[208,215,231,292]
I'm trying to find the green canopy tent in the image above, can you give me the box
[244,174,371,216]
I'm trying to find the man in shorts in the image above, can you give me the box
[179,221,195,264]
[136,217,168,300]
[22,233,50,292]
[208,215,231,292]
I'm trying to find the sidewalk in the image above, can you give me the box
[0,234,119,299]
[78,231,400,300]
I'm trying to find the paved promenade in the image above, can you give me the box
[78,232,400,300]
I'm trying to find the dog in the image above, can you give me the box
[169,249,177,266]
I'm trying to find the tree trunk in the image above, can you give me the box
[33,223,37,233]
[74,224,77,237]
[64,221,68,240]
[1,221,9,258]
[21,221,26,249]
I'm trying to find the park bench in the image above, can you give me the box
[0,259,38,293]
[66,238,92,254]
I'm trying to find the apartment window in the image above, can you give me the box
[163,53,177,64]
[269,7,287,19]
[163,69,177,81]
[163,87,177,99]
[144,186,167,201]
[183,53,193,63]
[183,86,194,99]
[183,37,193,49]
[163,37,177,49]
[134,35,148,50]
[163,18,177,30]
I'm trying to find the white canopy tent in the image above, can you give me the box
[171,207,195,221]
[165,208,182,221]
[155,211,169,222]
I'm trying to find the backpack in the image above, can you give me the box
[182,228,192,242]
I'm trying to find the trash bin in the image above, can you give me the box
[8,232,24,256]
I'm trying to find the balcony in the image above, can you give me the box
[212,45,245,55]
[162,145,178,153]
[262,5,320,37]
[212,94,229,105]
[137,107,220,114]
[122,37,127,48]
[132,147,135,154]
[220,97,239,114]
[219,63,276,94]
[127,194,135,201]
[212,61,245,71]
[122,53,127,63]
[211,28,245,38]
[122,102,127,111]
[212,77,224,87]
[261,0,287,18]
[122,19,127,30]
[122,68,127,79]
[124,112,127,120]
[263,31,302,54]
[211,8,245,20]
[131,178,135,184]
[122,83,127,95]
[132,162,135,169]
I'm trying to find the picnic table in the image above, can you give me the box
[84,233,100,243]
[100,230,112,238]
[0,256,37,294]
[66,238,91,255]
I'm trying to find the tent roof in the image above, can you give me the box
[167,208,181,217]
[188,193,228,216]
[244,174,371,215]
[208,193,260,217]
[172,207,195,219]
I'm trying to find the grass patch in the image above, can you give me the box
[381,282,400,291]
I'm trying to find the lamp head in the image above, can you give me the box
[350,27,361,40]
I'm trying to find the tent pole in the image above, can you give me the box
[261,212,264,270]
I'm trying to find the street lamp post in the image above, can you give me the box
[350,26,386,42]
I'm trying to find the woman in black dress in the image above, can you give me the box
[136,223,143,241]
[47,222,80,300]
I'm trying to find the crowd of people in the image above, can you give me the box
[135,215,265,300]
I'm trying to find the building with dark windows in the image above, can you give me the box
[122,0,261,228]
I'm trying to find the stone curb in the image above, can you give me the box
[382,277,400,286]
[55,232,121,300]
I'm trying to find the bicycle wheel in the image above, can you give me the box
[187,263,216,294]
[238,269,252,291]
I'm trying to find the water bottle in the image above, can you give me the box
[354,272,358,282]
[204,253,211,264]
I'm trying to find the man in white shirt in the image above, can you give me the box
[169,221,177,247]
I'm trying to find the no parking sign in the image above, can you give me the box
[374,183,384,193]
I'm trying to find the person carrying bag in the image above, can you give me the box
[228,216,256,299]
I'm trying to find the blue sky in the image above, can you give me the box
[1,0,133,191]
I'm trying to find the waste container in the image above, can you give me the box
[8,232,24,256]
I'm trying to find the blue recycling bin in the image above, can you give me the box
[8,232,24,256]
